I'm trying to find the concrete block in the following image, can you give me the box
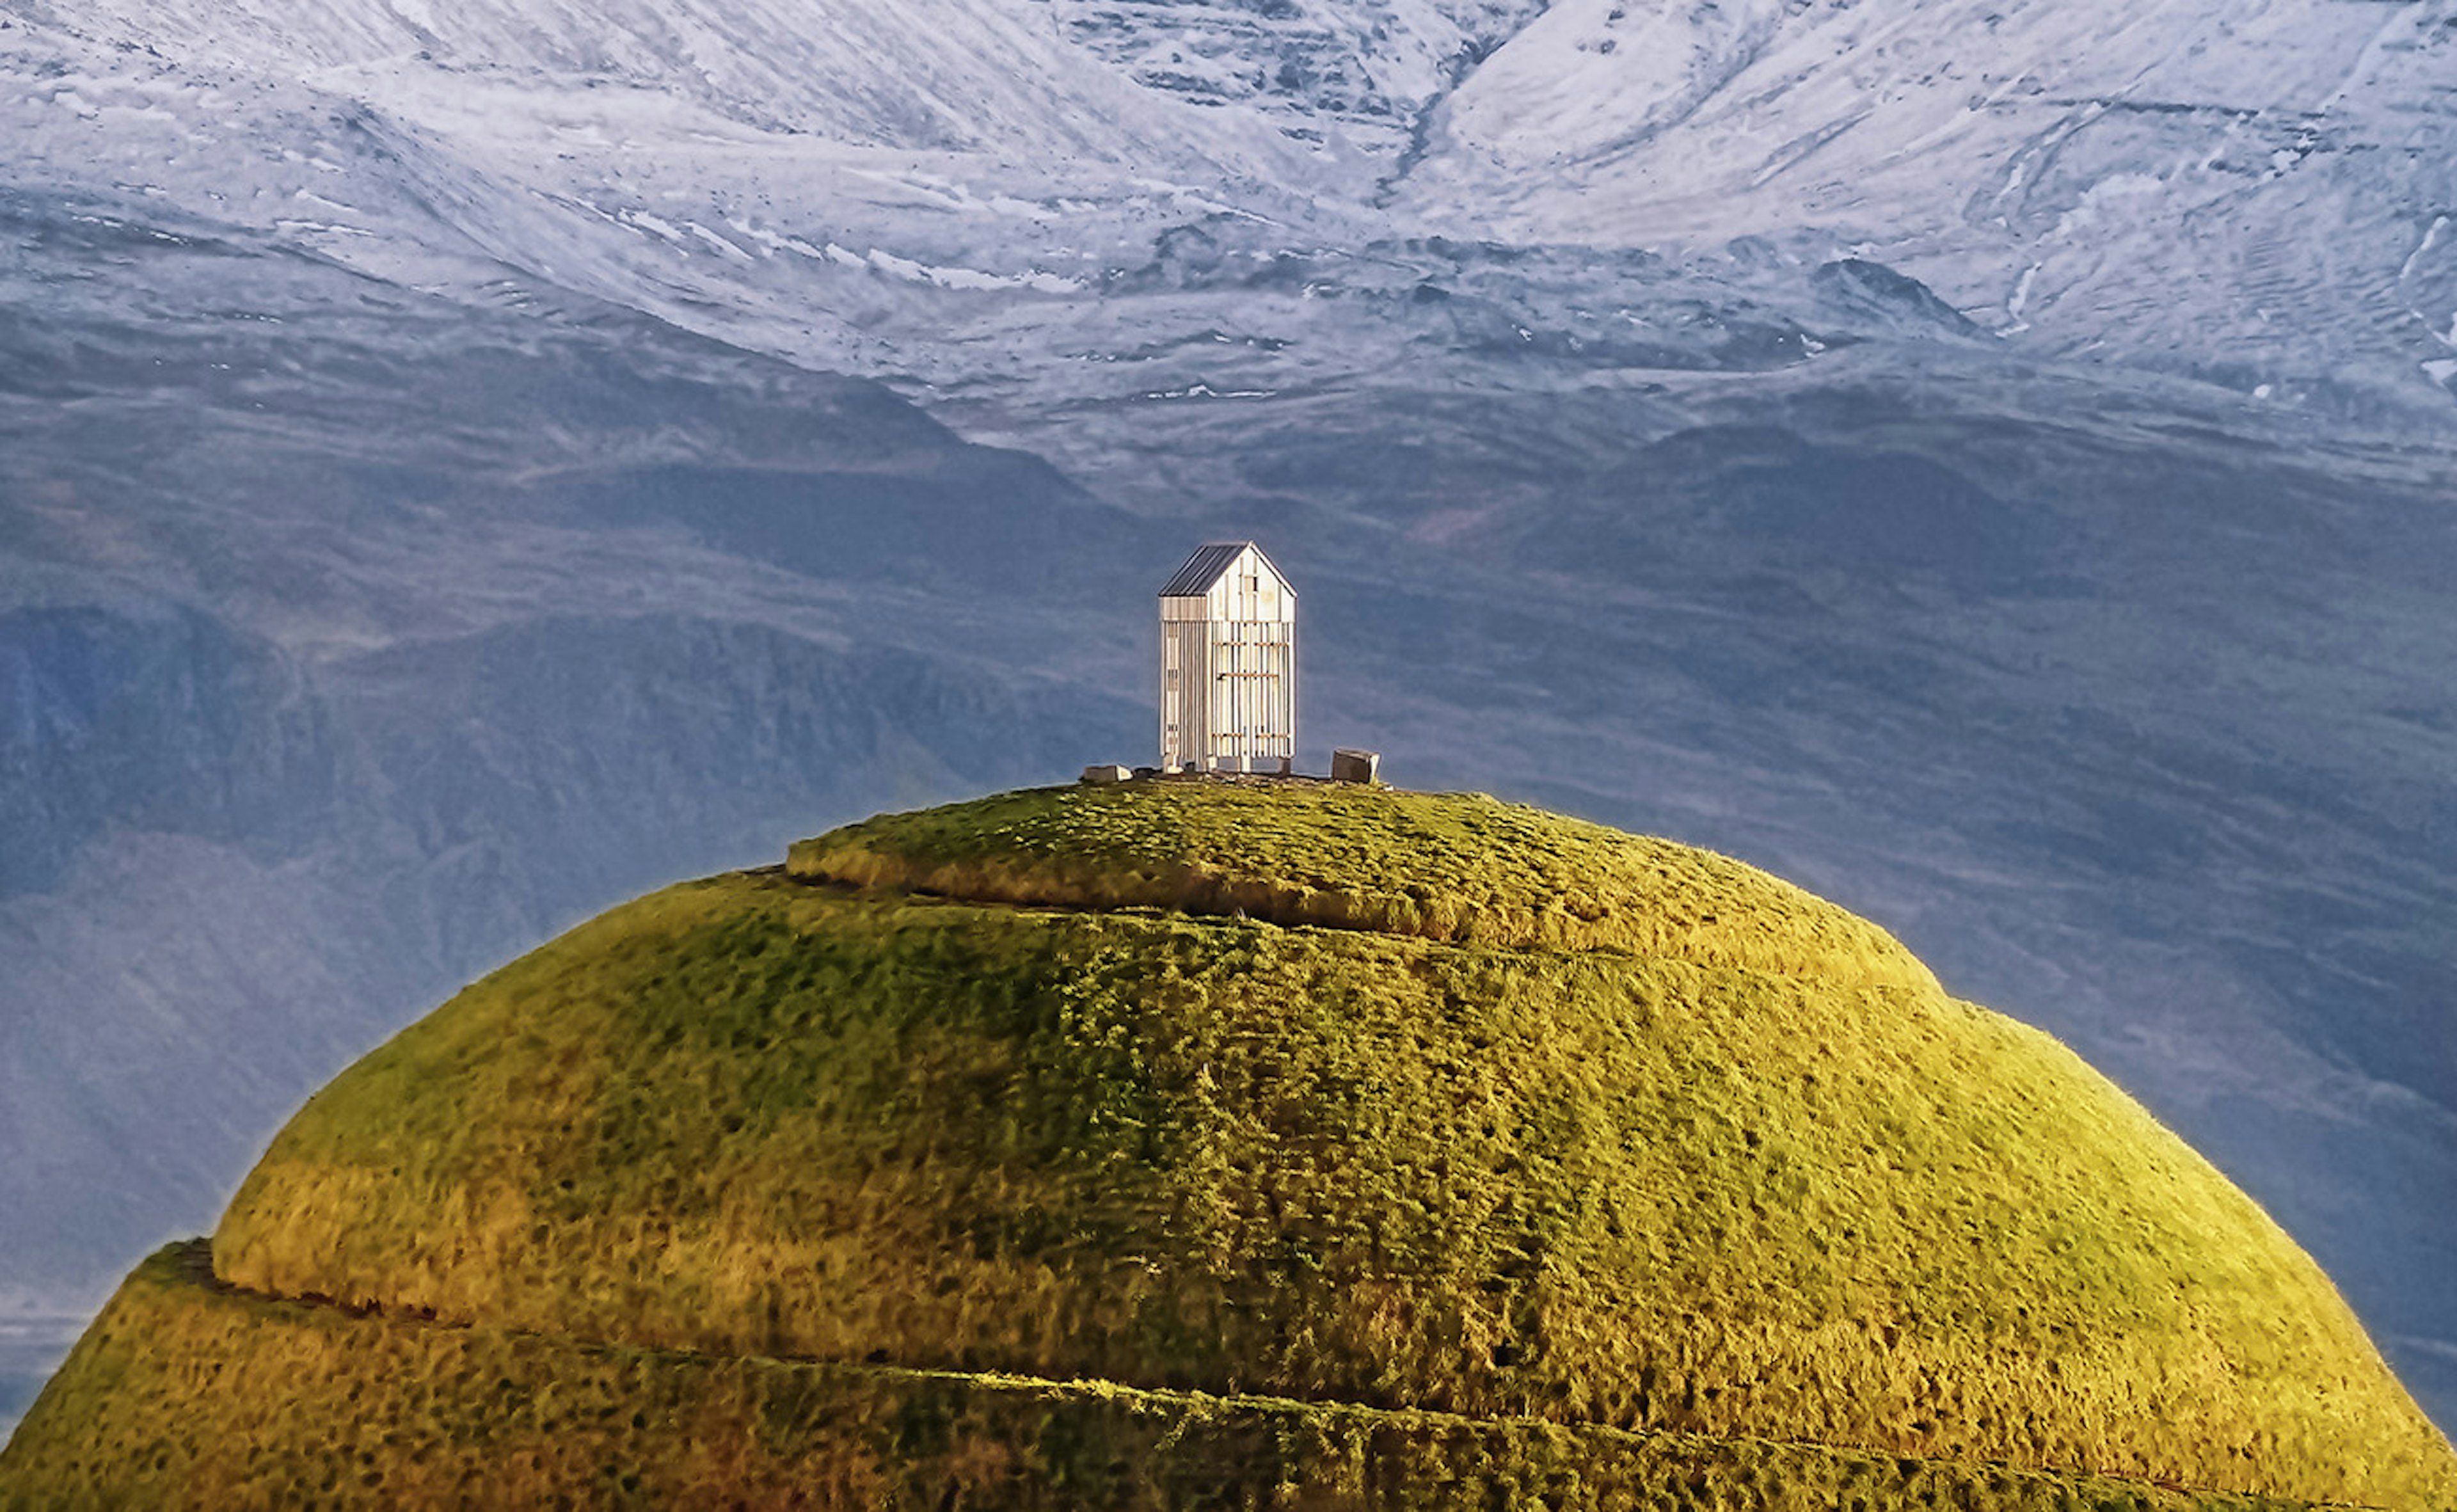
[1331,749,1381,784]
[1081,764,1133,784]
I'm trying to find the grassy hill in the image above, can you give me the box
[7,782,2453,1507]
[1,1241,2386,1511]
[785,781,1936,989]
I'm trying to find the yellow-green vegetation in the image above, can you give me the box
[6,782,2453,1508]
[2,1242,2350,1512]
[787,781,1936,992]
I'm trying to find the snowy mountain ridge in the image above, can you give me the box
[1407,0,2457,397]
[5,0,1284,164]
[8,0,2456,408]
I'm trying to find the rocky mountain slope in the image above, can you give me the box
[1408,0,2457,408]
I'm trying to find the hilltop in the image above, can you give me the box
[4,783,2451,1507]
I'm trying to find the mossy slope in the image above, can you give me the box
[8,783,2453,1508]
[786,783,1935,992]
[0,1243,2357,1512]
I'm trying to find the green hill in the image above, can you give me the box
[6,781,2452,1508]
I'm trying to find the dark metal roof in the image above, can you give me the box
[1158,541,1292,599]
[1159,542,1248,598]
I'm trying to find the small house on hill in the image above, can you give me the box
[1159,541,1295,773]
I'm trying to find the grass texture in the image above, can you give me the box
[0,1242,2369,1512]
[8,784,2451,1506]
[786,783,1937,993]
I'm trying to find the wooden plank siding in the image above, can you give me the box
[1159,543,1296,772]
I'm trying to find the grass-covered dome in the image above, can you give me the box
[6,782,2453,1509]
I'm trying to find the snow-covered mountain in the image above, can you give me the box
[13,0,2456,411]
[1407,0,2457,402]
[4,0,2456,1444]
[10,0,1300,164]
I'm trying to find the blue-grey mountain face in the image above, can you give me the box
[3,0,2455,1443]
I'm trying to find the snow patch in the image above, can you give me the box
[1139,381,1278,400]
[686,222,753,261]
[2005,261,2042,331]
[823,244,1088,292]
[624,211,684,243]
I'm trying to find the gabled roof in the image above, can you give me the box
[1158,541,1292,599]
[1159,543,1248,598]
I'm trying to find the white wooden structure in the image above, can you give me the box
[1159,541,1296,772]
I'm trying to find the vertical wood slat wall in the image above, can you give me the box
[1159,543,1295,772]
